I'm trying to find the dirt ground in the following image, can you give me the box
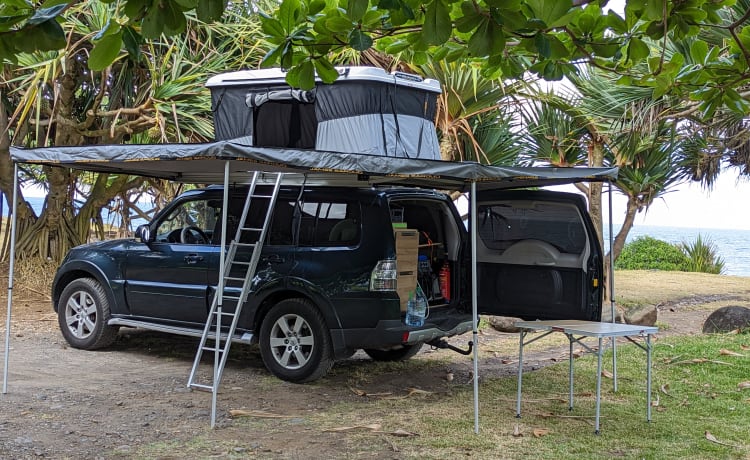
[0,273,747,459]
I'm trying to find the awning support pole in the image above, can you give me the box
[471,180,479,434]
[608,181,618,390]
[3,163,19,394]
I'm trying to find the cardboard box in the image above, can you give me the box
[394,229,419,312]
[394,228,418,274]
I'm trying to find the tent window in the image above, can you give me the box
[254,102,317,148]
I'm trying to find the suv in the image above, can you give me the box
[52,185,602,382]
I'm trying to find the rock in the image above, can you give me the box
[487,316,522,333]
[623,304,658,327]
[702,306,750,333]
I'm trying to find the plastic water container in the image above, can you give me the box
[405,287,427,327]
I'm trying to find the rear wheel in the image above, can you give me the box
[259,298,333,383]
[364,343,423,361]
[57,278,118,349]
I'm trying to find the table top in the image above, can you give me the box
[515,320,658,338]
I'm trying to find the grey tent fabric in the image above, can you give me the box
[9,141,617,191]
[207,67,442,159]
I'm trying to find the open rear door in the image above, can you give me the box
[475,190,602,321]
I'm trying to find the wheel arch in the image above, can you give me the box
[53,261,116,314]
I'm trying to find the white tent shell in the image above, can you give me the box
[3,142,618,432]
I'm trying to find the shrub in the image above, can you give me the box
[680,234,725,274]
[615,236,689,271]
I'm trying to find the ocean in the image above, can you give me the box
[4,196,750,276]
[605,225,750,277]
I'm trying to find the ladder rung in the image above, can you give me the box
[249,194,273,199]
[240,227,263,232]
[188,383,214,392]
[233,242,257,248]
[230,260,251,266]
[219,296,242,301]
[223,276,245,282]
[212,310,236,317]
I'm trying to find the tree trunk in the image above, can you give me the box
[587,139,604,251]
[0,92,35,261]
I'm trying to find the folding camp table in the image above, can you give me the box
[514,320,658,434]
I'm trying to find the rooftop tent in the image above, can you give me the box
[206,67,442,160]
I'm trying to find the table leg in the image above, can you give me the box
[612,336,618,392]
[516,331,525,418]
[647,334,653,422]
[595,336,603,435]
[568,334,574,410]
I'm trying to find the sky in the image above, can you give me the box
[548,170,750,231]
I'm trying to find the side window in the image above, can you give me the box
[477,201,586,254]
[214,196,295,246]
[155,199,219,244]
[298,200,361,246]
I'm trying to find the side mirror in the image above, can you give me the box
[135,224,152,243]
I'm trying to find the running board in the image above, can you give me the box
[108,318,254,345]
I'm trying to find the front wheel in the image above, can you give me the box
[259,298,333,383]
[364,343,423,362]
[57,278,118,349]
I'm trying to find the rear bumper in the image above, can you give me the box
[332,312,474,351]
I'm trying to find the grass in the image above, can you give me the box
[614,270,750,306]
[293,333,750,459]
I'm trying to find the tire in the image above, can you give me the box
[57,278,118,350]
[364,343,423,362]
[259,298,333,383]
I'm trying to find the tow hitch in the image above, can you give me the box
[428,338,473,356]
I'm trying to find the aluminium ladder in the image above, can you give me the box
[187,171,283,427]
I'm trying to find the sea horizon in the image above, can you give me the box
[5,197,750,277]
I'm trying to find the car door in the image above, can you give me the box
[206,190,300,327]
[125,195,219,324]
[474,189,603,321]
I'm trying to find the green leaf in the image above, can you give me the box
[287,61,315,89]
[422,0,451,45]
[534,33,550,58]
[122,26,142,61]
[141,7,165,38]
[196,0,225,22]
[260,44,284,68]
[384,40,411,53]
[522,0,573,28]
[89,31,123,71]
[261,16,287,37]
[456,1,482,34]
[162,1,188,34]
[347,0,369,21]
[174,0,198,8]
[444,45,466,62]
[627,37,649,63]
[644,0,665,21]
[411,50,428,65]
[314,58,339,83]
[689,39,707,64]
[123,0,148,20]
[26,4,66,26]
[348,28,372,50]
[279,0,302,28]
[326,16,354,32]
[22,19,66,52]
[309,0,327,15]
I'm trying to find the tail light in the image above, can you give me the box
[370,259,397,291]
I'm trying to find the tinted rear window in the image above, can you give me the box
[477,201,586,254]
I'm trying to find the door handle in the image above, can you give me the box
[262,254,284,264]
[184,254,204,264]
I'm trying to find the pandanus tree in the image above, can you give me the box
[0,2,273,261]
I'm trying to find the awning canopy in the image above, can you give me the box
[10,141,618,191]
